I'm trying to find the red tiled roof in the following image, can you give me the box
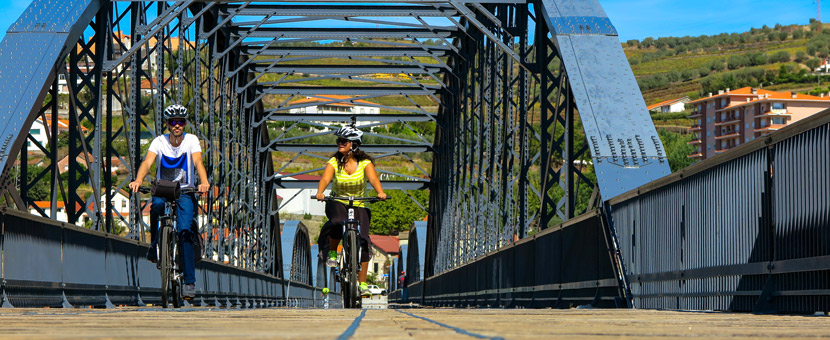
[32,201,66,209]
[370,235,400,254]
[688,87,830,105]
[647,97,686,110]
[288,95,375,107]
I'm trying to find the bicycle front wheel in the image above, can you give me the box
[159,223,173,308]
[343,229,360,308]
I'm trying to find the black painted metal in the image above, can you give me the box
[607,111,830,314]
[0,209,331,308]
[392,211,624,308]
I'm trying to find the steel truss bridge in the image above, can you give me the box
[0,0,827,314]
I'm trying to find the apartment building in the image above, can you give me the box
[687,87,830,159]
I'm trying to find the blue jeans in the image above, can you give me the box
[151,193,197,285]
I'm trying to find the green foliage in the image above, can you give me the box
[12,165,50,201]
[806,58,822,70]
[657,129,695,172]
[303,212,312,220]
[368,190,428,235]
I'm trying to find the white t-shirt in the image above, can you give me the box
[148,133,202,188]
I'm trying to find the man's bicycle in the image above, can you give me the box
[319,196,380,308]
[139,182,198,308]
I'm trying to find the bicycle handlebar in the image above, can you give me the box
[137,186,200,194]
[314,196,383,202]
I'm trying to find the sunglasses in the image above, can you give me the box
[337,139,351,145]
[168,119,186,127]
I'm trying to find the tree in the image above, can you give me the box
[368,190,428,235]
[657,129,695,172]
[793,29,804,39]
[806,58,822,70]
[626,39,638,47]
[795,50,808,62]
[12,165,50,201]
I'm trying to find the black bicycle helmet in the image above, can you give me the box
[163,104,188,121]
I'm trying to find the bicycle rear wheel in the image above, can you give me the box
[343,229,360,308]
[159,223,173,308]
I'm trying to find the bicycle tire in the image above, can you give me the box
[344,229,360,308]
[159,223,172,308]
[171,235,181,308]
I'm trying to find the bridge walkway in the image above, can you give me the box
[0,306,827,339]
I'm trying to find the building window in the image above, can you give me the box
[772,118,786,125]
[374,263,378,273]
[707,131,711,137]
[772,102,785,110]
[30,128,41,135]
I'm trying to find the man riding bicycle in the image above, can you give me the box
[315,125,386,295]
[128,104,210,299]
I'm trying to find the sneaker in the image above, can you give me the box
[146,243,158,264]
[326,250,338,267]
[182,284,196,299]
[360,282,370,296]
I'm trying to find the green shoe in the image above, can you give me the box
[360,282,370,296]
[326,250,338,267]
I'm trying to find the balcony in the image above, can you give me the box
[714,132,741,140]
[688,111,703,118]
[714,117,741,126]
[687,139,702,145]
[755,111,791,119]
[754,124,786,133]
[689,125,702,131]
[688,152,703,159]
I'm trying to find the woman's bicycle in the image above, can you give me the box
[319,196,380,308]
[139,182,198,308]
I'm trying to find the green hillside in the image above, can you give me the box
[628,21,830,106]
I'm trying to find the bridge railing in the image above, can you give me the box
[608,110,830,314]
[0,211,332,308]
[391,211,625,308]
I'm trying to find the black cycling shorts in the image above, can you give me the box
[325,201,372,262]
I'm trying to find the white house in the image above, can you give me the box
[276,172,328,216]
[30,201,69,222]
[287,95,381,128]
[368,235,400,285]
[647,96,690,113]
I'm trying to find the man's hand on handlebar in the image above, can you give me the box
[128,180,142,193]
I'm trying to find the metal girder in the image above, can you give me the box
[0,0,100,186]
[538,0,670,199]
[273,179,430,191]
[266,113,436,122]
[235,27,457,39]
[221,4,458,17]
[241,46,449,57]
[258,86,440,96]
[252,64,444,75]
[264,144,432,153]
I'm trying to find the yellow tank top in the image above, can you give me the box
[328,157,372,207]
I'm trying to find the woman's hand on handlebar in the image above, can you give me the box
[377,191,387,200]
[128,180,142,193]
[315,192,326,201]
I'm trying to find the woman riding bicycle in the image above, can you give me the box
[128,104,210,299]
[315,125,386,295]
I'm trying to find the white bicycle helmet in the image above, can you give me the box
[333,125,363,144]
[163,104,188,120]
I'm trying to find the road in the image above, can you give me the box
[0,304,827,339]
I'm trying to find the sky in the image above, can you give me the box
[0,0,824,42]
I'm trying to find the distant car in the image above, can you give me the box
[366,284,387,296]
